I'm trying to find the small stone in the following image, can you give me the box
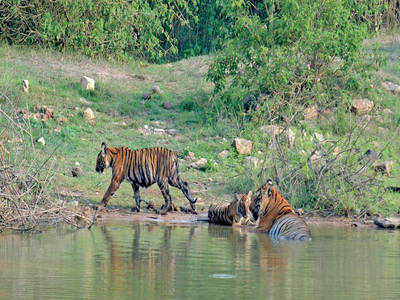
[71,166,82,177]
[284,128,295,147]
[190,158,208,170]
[84,107,94,120]
[37,137,45,146]
[382,108,392,115]
[79,97,91,105]
[163,102,173,109]
[310,150,321,162]
[360,149,379,163]
[374,161,394,176]
[81,76,95,90]
[218,150,230,159]
[56,118,67,125]
[234,138,253,155]
[142,93,152,100]
[185,152,195,161]
[332,147,342,156]
[243,156,259,169]
[259,125,283,137]
[303,105,318,120]
[351,98,374,115]
[151,85,162,94]
[382,81,400,94]
[75,161,80,166]
[314,133,325,143]
[374,216,400,229]
[22,80,29,92]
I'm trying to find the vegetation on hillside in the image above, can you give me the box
[0,1,399,231]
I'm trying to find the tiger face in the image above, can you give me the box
[95,142,112,173]
[249,179,273,220]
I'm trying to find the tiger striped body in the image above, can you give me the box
[208,192,253,226]
[250,180,311,240]
[95,142,196,215]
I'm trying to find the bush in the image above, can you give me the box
[207,0,386,119]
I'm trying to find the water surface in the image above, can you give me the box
[0,221,399,299]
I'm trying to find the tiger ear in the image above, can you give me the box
[267,186,273,197]
[101,142,107,155]
[267,179,273,185]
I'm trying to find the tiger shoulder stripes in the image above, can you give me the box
[95,142,196,215]
[250,180,311,240]
[208,191,254,226]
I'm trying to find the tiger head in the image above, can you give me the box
[234,190,253,221]
[250,179,294,224]
[95,142,112,173]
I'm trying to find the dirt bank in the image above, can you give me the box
[95,207,376,228]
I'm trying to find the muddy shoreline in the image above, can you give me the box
[96,208,377,228]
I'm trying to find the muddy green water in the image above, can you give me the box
[1,221,400,300]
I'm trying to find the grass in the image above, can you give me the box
[0,34,399,217]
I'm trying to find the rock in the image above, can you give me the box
[71,166,82,177]
[163,102,173,109]
[142,93,152,100]
[185,151,195,161]
[56,117,68,125]
[259,125,283,137]
[303,105,318,120]
[218,150,230,160]
[310,150,321,162]
[37,137,45,146]
[234,138,253,155]
[314,132,325,143]
[374,216,400,229]
[190,158,208,170]
[22,80,29,92]
[168,128,178,135]
[332,146,342,156]
[382,108,392,115]
[351,98,374,115]
[34,105,54,122]
[382,81,400,94]
[243,156,259,169]
[75,161,80,166]
[151,85,162,94]
[359,149,379,163]
[284,128,295,147]
[81,76,95,90]
[374,161,394,176]
[79,97,91,105]
[84,108,94,120]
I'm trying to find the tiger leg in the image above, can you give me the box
[131,183,141,212]
[99,176,122,210]
[173,177,197,213]
[157,181,172,215]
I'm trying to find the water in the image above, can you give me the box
[1,221,399,299]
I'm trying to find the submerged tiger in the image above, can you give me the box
[95,142,196,215]
[250,180,311,240]
[208,191,254,226]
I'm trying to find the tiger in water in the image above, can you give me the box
[95,142,196,215]
[208,191,254,226]
[250,180,311,240]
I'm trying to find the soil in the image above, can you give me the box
[95,207,377,228]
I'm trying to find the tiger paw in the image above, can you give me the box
[131,206,140,213]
